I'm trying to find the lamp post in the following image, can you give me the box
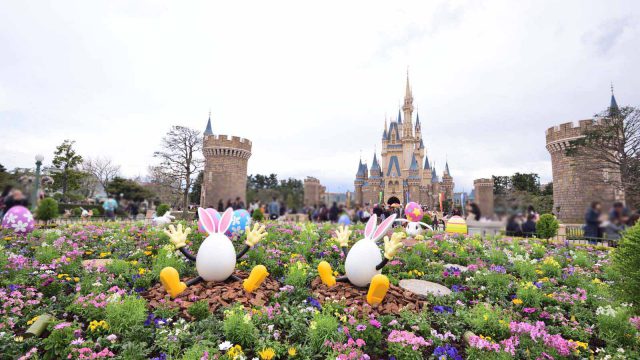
[32,154,44,210]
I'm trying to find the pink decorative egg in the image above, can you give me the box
[2,206,35,234]
[404,202,423,222]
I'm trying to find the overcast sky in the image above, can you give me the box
[1,1,638,193]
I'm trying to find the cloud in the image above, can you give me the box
[582,16,634,55]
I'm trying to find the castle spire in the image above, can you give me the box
[609,82,620,116]
[424,153,430,169]
[204,111,213,136]
[445,161,451,176]
[405,69,412,102]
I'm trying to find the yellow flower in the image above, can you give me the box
[512,298,523,305]
[138,268,147,275]
[74,277,80,282]
[144,251,152,256]
[27,316,39,325]
[227,345,243,359]
[288,347,297,357]
[592,278,602,284]
[259,348,276,360]
[130,260,138,265]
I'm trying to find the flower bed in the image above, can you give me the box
[0,221,638,359]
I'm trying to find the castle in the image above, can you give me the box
[545,91,624,223]
[354,75,454,208]
[200,113,252,208]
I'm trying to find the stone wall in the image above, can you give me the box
[545,120,621,223]
[473,178,494,219]
[303,177,326,206]
[201,134,251,208]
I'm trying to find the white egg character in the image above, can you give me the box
[159,207,269,298]
[318,214,405,305]
[395,219,433,237]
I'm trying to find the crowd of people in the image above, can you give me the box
[584,201,640,242]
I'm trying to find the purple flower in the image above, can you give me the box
[307,296,322,310]
[433,305,454,314]
[356,324,367,331]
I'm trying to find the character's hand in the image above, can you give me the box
[164,223,191,249]
[383,232,405,260]
[334,225,351,247]
[245,223,267,247]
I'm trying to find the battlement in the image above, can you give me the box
[545,118,607,143]
[304,176,321,184]
[204,134,252,152]
[473,178,494,187]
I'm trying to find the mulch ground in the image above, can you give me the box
[142,271,280,319]
[310,277,426,315]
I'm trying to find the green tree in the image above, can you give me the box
[106,177,154,201]
[51,140,84,201]
[612,222,640,306]
[511,173,540,194]
[189,170,203,204]
[36,198,59,224]
[492,176,510,195]
[536,214,559,241]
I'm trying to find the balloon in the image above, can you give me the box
[227,209,251,236]
[2,206,35,234]
[404,202,423,222]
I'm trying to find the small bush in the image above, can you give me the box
[536,214,559,240]
[36,198,59,223]
[156,204,171,217]
[421,213,432,224]
[612,222,640,306]
[222,307,257,349]
[251,209,264,221]
[72,207,82,217]
[105,295,148,335]
[308,313,343,353]
[187,300,210,321]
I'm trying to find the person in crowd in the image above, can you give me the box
[466,202,481,221]
[129,201,139,219]
[522,214,537,238]
[0,185,13,218]
[217,199,224,212]
[604,202,629,242]
[268,197,280,220]
[236,197,245,210]
[584,201,602,243]
[527,205,540,222]
[279,201,286,216]
[329,202,339,222]
[506,214,524,237]
[373,204,383,218]
[319,203,329,222]
[609,202,629,224]
[102,196,118,221]
[226,199,233,209]
[432,212,439,231]
[3,189,29,212]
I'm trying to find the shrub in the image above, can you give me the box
[187,300,210,321]
[222,307,257,348]
[463,303,511,340]
[251,209,264,221]
[36,198,59,223]
[72,207,82,217]
[105,295,148,335]
[421,213,432,224]
[536,214,559,241]
[612,222,640,306]
[284,261,309,288]
[308,313,343,353]
[156,204,171,217]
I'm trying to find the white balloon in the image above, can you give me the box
[196,233,236,281]
[344,239,382,287]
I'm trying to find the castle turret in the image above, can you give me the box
[402,73,414,138]
[354,159,365,206]
[441,161,454,201]
[201,114,252,207]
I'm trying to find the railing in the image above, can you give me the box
[561,224,618,247]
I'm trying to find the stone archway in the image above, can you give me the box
[387,196,401,205]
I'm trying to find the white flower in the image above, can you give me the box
[23,212,33,221]
[219,341,232,351]
[12,221,28,233]
[5,213,17,224]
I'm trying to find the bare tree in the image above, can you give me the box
[566,106,640,206]
[153,126,204,216]
[146,165,183,207]
[82,157,121,193]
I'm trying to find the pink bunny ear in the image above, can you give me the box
[372,214,397,242]
[217,207,234,234]
[205,208,220,231]
[364,214,378,239]
[198,207,216,234]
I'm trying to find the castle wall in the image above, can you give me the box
[546,120,621,223]
[473,178,494,219]
[304,177,325,206]
[201,135,251,208]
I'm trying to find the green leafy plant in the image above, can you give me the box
[36,198,59,223]
[105,295,148,335]
[307,313,343,353]
[612,223,640,306]
[222,306,257,349]
[156,203,171,217]
[252,209,264,221]
[536,214,559,241]
[187,300,210,321]
[463,303,511,340]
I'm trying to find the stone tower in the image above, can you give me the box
[303,176,326,207]
[200,114,252,208]
[441,162,454,201]
[545,92,623,222]
[473,178,494,219]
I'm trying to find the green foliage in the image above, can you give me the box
[251,209,264,221]
[308,313,343,353]
[119,342,151,360]
[189,170,203,204]
[284,261,309,288]
[596,305,637,347]
[516,282,544,308]
[51,139,84,199]
[42,323,78,360]
[156,203,171,217]
[246,174,304,210]
[463,303,511,340]
[222,307,258,349]
[105,295,148,335]
[612,223,640,306]
[36,198,59,222]
[421,213,432,224]
[106,176,154,201]
[536,214,559,240]
[513,260,537,281]
[34,245,61,264]
[187,300,210,321]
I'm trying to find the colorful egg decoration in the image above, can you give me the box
[197,208,221,234]
[227,209,251,236]
[445,215,468,235]
[2,206,35,234]
[404,202,423,222]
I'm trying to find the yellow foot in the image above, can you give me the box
[159,267,187,298]
[318,261,336,287]
[366,274,390,306]
[243,265,269,293]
